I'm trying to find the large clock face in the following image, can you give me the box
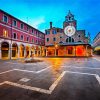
[64,26,76,36]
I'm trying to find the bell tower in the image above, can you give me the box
[63,10,77,29]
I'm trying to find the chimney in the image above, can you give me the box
[50,22,52,29]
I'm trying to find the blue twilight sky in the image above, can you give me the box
[0,0,100,42]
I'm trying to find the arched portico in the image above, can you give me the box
[12,43,18,59]
[19,44,25,58]
[1,42,9,59]
[25,46,30,58]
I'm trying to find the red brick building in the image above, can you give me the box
[45,11,92,57]
[0,9,45,59]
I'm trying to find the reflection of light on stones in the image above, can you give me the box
[45,58,65,78]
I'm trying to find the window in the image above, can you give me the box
[21,35,24,40]
[57,29,59,32]
[66,37,74,43]
[78,35,81,37]
[3,29,8,37]
[47,38,49,42]
[27,37,29,41]
[3,15,8,23]
[20,23,24,29]
[66,38,69,42]
[36,31,38,36]
[27,26,28,31]
[13,33,17,39]
[52,30,57,34]
[72,38,74,42]
[53,37,56,41]
[32,29,34,33]
[46,30,50,35]
[13,20,17,27]
[69,37,71,42]
[60,30,62,33]
[36,40,38,44]
[32,39,34,43]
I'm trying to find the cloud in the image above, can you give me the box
[29,16,45,29]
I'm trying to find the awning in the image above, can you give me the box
[94,46,100,51]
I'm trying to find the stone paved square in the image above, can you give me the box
[0,57,100,100]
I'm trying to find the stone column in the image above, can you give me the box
[74,46,76,56]
[64,46,66,56]
[18,46,20,59]
[24,47,26,58]
[55,48,56,56]
[29,48,31,58]
[40,47,42,56]
[86,45,88,56]
[46,48,48,56]
[9,44,12,59]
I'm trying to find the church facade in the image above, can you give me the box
[45,11,92,57]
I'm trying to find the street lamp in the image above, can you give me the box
[55,44,58,56]
[55,44,58,48]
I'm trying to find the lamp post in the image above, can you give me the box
[55,44,58,56]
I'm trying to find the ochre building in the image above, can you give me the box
[45,11,92,57]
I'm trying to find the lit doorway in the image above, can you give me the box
[12,43,18,59]
[1,42,9,59]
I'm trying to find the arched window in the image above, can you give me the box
[69,37,71,42]
[66,38,69,42]
[72,38,74,42]
[66,37,74,43]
